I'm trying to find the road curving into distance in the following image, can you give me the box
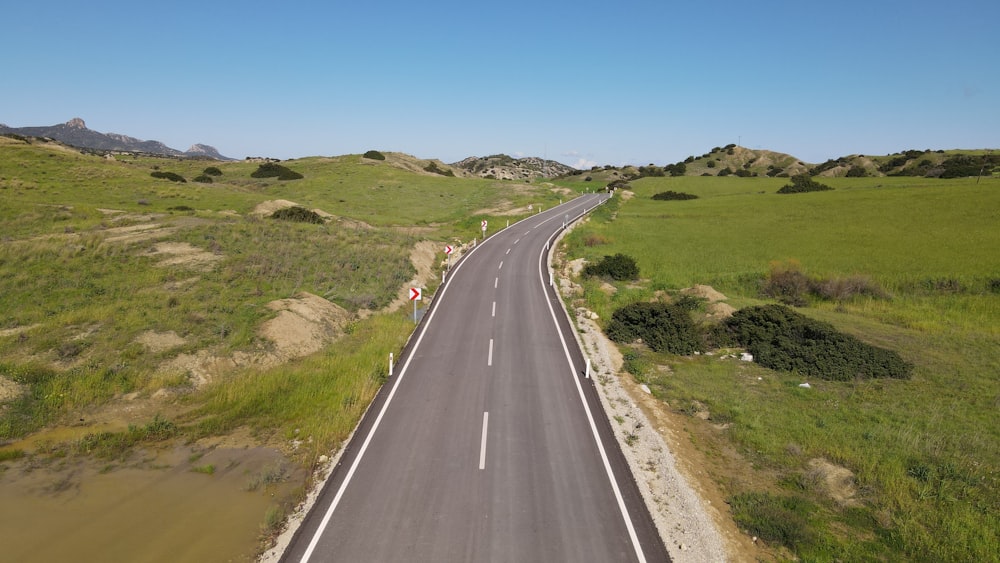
[281,192,670,562]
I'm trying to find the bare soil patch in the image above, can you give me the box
[135,330,187,354]
[0,376,24,402]
[260,292,352,360]
[379,240,441,315]
[158,292,352,388]
[682,284,728,303]
[148,242,222,270]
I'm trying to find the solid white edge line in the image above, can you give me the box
[479,412,489,470]
[297,224,490,563]
[297,194,600,563]
[536,198,647,563]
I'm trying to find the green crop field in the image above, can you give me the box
[557,173,1000,560]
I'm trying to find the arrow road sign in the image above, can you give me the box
[444,245,453,254]
[409,288,422,301]
[481,220,487,230]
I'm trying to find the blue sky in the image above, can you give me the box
[4,0,998,167]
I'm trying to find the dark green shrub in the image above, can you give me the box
[988,279,1000,294]
[718,167,733,177]
[777,174,832,194]
[150,171,186,183]
[203,166,223,176]
[846,165,867,177]
[423,162,455,176]
[251,162,303,180]
[193,174,213,183]
[673,294,706,311]
[651,190,698,201]
[363,150,386,161]
[706,160,716,168]
[721,304,912,380]
[583,253,639,281]
[270,206,324,224]
[606,302,700,355]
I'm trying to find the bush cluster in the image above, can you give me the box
[606,301,701,355]
[651,190,698,201]
[251,163,303,180]
[423,162,455,176]
[270,206,325,224]
[583,253,639,280]
[763,261,887,306]
[720,304,912,380]
[363,150,386,161]
[193,174,213,183]
[203,166,223,176]
[777,174,832,194]
[150,171,186,183]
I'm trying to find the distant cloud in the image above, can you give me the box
[562,151,596,170]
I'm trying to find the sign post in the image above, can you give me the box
[409,287,421,323]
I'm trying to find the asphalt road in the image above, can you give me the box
[281,193,669,562]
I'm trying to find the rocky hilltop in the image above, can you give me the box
[0,118,233,160]
[451,154,576,180]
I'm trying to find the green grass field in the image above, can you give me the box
[556,174,1000,560]
[0,137,563,445]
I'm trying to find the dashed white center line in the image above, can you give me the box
[506,248,511,255]
[488,339,494,366]
[498,261,503,270]
[492,301,496,317]
[494,277,498,289]
[479,412,489,470]
[514,239,520,245]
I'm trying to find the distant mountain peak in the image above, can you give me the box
[0,117,233,160]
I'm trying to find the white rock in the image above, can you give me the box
[799,382,811,388]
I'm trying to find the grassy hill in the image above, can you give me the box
[555,172,1000,561]
[0,135,571,442]
[584,145,999,180]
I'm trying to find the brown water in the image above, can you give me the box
[0,438,300,563]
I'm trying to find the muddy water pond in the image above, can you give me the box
[0,439,302,562]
